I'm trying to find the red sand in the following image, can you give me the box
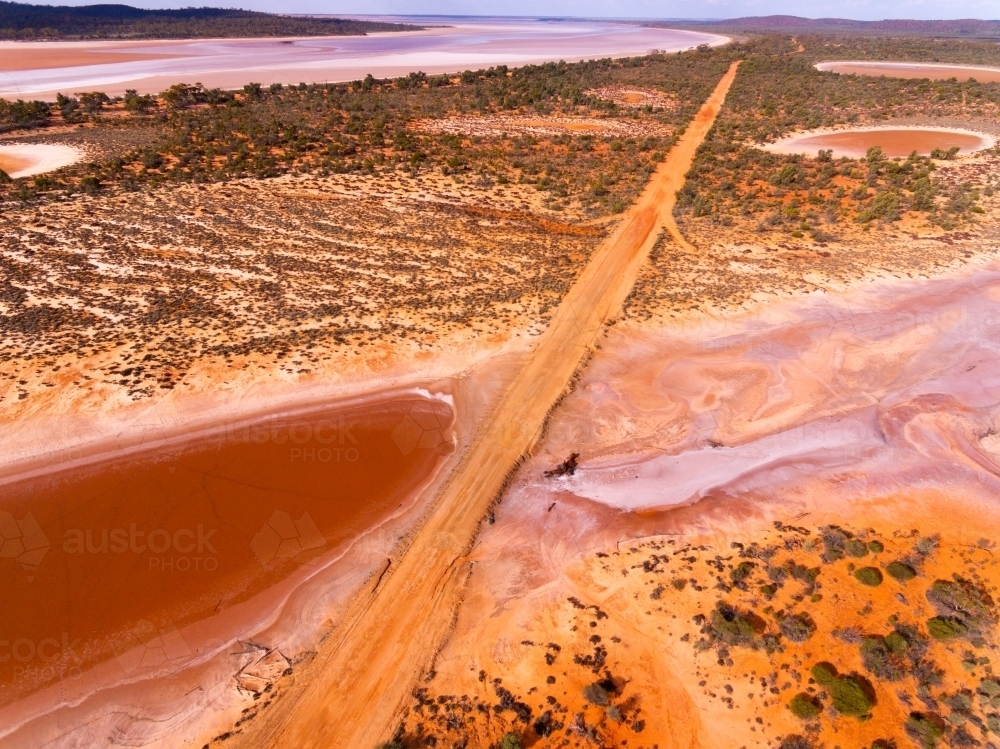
[0,393,452,707]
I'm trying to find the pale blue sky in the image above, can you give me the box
[48,0,1000,21]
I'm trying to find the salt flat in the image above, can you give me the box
[0,18,727,100]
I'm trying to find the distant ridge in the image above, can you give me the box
[681,15,1000,39]
[0,1,420,40]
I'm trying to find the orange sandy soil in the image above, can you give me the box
[0,47,180,72]
[400,489,1000,749]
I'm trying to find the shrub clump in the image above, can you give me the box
[830,674,874,716]
[886,561,917,582]
[905,712,945,748]
[779,612,817,643]
[925,577,996,641]
[788,692,822,719]
[854,567,883,586]
[810,663,874,717]
[860,636,908,681]
[845,539,869,558]
[811,662,837,686]
[820,526,851,562]
[499,733,522,749]
[927,616,969,640]
[778,736,814,749]
[704,601,765,649]
[867,540,885,554]
[731,561,756,585]
[582,682,611,706]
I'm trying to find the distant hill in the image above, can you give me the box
[673,15,1000,39]
[0,1,421,40]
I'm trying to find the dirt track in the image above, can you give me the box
[241,60,742,749]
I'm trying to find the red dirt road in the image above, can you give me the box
[237,60,742,749]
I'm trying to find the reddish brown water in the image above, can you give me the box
[0,393,452,705]
[777,128,989,158]
[819,61,1000,84]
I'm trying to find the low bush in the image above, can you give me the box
[778,736,814,749]
[926,578,996,639]
[845,539,869,558]
[499,733,522,749]
[860,636,908,681]
[927,616,969,640]
[706,601,764,648]
[779,613,817,643]
[905,713,945,748]
[867,540,884,554]
[830,674,874,716]
[855,567,883,587]
[788,692,822,719]
[811,662,837,686]
[731,561,756,583]
[582,683,610,706]
[886,562,917,582]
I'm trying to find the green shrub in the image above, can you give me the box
[820,526,850,561]
[707,602,762,648]
[979,677,1000,708]
[811,662,836,686]
[884,630,909,655]
[854,567,883,586]
[845,539,869,558]
[499,732,522,749]
[731,561,756,583]
[788,692,822,719]
[867,540,884,554]
[860,636,907,681]
[905,713,945,748]
[830,674,874,716]
[927,616,968,640]
[886,562,917,582]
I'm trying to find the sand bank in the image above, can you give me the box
[0,20,728,100]
[0,143,82,177]
[817,59,1000,83]
[762,124,995,158]
[0,46,179,72]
